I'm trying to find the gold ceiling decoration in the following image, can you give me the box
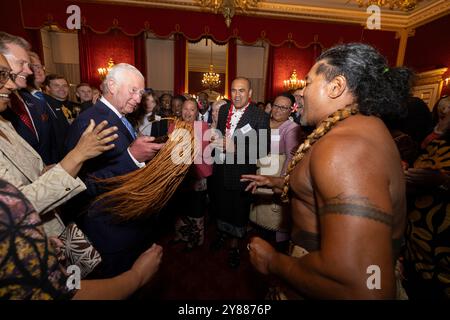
[198,0,260,27]
[354,0,423,11]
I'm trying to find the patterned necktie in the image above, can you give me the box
[201,115,204,121]
[10,93,37,137]
[121,117,137,139]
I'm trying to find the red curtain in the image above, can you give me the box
[227,38,237,98]
[18,0,399,51]
[174,33,186,95]
[264,45,275,102]
[78,28,135,88]
[134,33,146,78]
[25,29,44,64]
[78,28,93,86]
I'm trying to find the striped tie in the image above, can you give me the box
[10,92,37,137]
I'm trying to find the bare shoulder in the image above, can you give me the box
[310,115,395,171]
[309,115,399,207]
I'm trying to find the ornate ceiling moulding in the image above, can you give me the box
[406,0,450,28]
[97,0,449,31]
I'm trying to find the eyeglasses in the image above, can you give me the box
[272,104,291,112]
[0,69,18,85]
[30,64,45,71]
[129,87,145,98]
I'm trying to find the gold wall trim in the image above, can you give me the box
[95,0,449,31]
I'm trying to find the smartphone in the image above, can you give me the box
[153,135,169,143]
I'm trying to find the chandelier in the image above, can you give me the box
[202,42,221,89]
[97,58,115,80]
[354,0,423,11]
[198,0,260,27]
[284,70,305,91]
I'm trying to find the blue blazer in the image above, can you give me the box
[65,100,138,196]
[2,90,54,165]
[64,100,153,277]
[20,90,55,165]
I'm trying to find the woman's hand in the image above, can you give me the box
[240,174,284,194]
[73,120,118,162]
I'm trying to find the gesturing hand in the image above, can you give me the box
[240,174,284,194]
[75,119,118,161]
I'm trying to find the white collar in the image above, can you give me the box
[100,96,123,119]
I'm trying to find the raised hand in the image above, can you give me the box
[240,174,284,193]
[74,119,118,161]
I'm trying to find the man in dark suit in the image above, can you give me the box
[0,40,54,165]
[65,63,164,277]
[43,74,74,162]
[210,77,270,268]
[197,91,213,126]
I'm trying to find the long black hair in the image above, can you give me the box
[316,43,413,121]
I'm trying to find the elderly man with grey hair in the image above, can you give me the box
[65,63,164,277]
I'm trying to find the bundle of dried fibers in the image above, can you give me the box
[95,119,198,220]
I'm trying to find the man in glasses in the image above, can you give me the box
[65,63,164,277]
[0,32,54,165]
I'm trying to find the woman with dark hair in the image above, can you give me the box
[242,43,412,299]
[127,91,159,136]
[127,91,169,138]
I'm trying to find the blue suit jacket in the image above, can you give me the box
[2,90,54,165]
[64,100,153,277]
[20,90,55,165]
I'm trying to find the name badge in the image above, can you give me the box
[240,123,252,135]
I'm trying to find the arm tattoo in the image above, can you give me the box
[318,194,393,226]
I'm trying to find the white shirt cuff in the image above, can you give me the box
[127,148,146,168]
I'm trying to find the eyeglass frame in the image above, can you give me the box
[0,69,18,87]
[30,63,46,71]
[129,87,146,98]
[272,103,292,112]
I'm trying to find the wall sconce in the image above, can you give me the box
[283,69,305,91]
[97,58,115,80]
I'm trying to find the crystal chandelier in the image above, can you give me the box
[284,70,305,91]
[198,0,260,27]
[354,0,423,11]
[97,58,115,80]
[202,42,221,89]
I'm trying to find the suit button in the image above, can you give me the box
[65,188,71,191]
